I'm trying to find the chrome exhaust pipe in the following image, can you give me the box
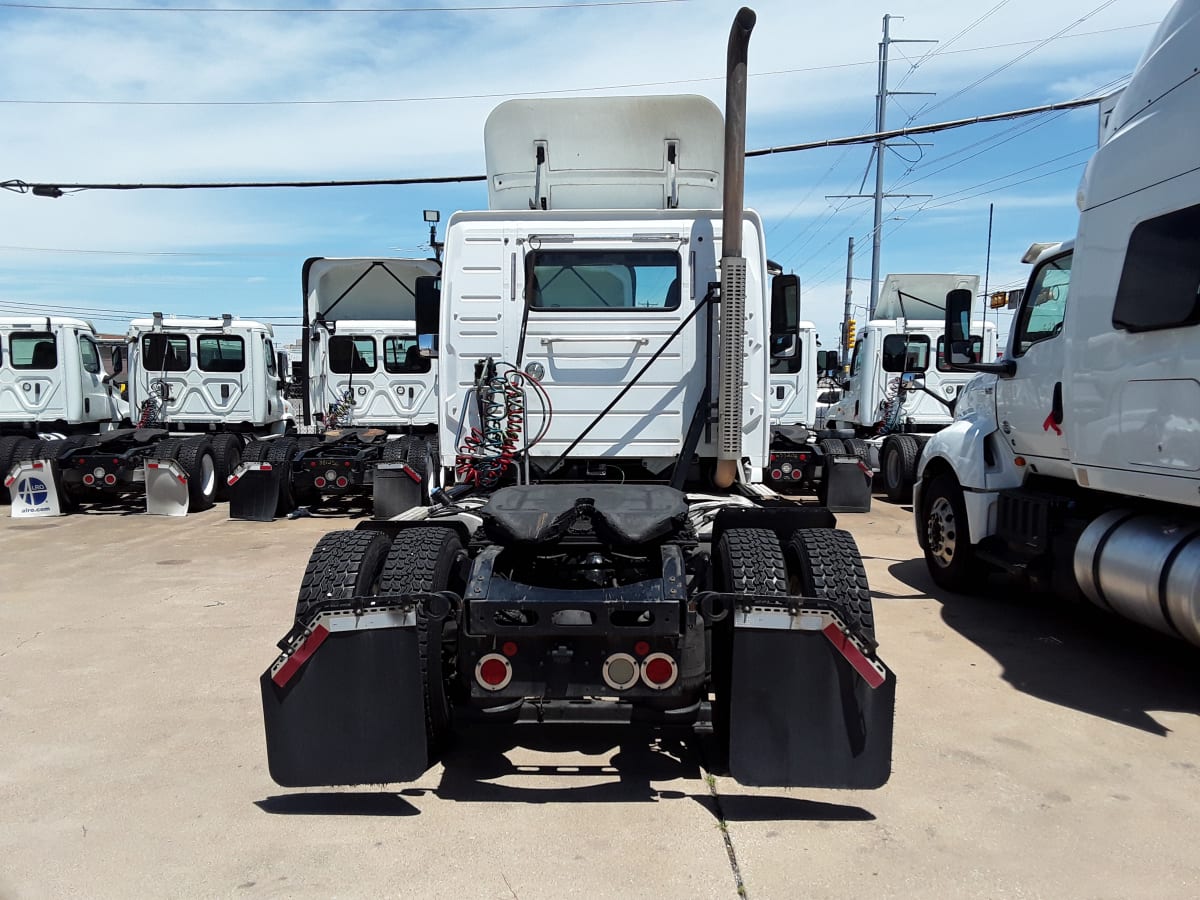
[715,7,756,489]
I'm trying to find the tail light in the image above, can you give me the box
[82,474,95,486]
[640,653,678,690]
[602,653,640,691]
[335,476,349,488]
[103,474,117,486]
[475,653,512,691]
[314,476,326,488]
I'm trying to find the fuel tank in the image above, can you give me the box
[1074,510,1200,647]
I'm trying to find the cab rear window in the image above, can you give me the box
[198,335,245,373]
[9,333,57,370]
[141,334,190,372]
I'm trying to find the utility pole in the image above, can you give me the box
[830,16,935,317]
[843,236,854,356]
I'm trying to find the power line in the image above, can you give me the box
[2,95,1110,198]
[2,173,485,196]
[747,95,1103,158]
[0,22,1156,107]
[0,1,685,12]
[911,0,1121,121]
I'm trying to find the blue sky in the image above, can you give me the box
[0,0,1175,351]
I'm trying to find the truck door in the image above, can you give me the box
[768,275,810,425]
[995,250,1072,474]
[76,332,111,422]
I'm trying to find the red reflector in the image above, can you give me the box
[272,624,330,688]
[103,474,117,485]
[77,458,85,464]
[147,462,159,469]
[501,641,518,657]
[82,474,95,486]
[314,476,326,488]
[645,657,674,685]
[770,454,776,462]
[177,475,188,484]
[3,476,14,488]
[343,461,351,467]
[770,469,782,480]
[227,474,240,486]
[32,462,43,470]
[112,458,119,465]
[633,640,650,657]
[335,476,349,488]
[479,657,508,686]
[309,461,318,468]
[821,622,885,689]
[260,464,272,471]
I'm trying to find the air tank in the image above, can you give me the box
[1074,510,1200,647]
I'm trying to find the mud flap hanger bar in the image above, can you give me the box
[695,591,886,689]
[267,592,458,688]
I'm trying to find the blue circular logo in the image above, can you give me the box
[17,476,49,507]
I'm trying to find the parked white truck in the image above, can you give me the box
[822,274,996,502]
[53,314,294,514]
[915,0,1200,648]
[0,316,128,503]
[225,257,442,520]
[259,9,895,793]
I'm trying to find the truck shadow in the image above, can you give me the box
[887,558,1200,735]
[257,726,873,820]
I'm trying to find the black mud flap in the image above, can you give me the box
[227,464,281,522]
[728,629,895,788]
[373,463,422,519]
[260,626,429,787]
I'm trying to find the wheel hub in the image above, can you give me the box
[926,496,957,568]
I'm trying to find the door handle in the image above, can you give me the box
[775,385,784,400]
[1051,382,1064,425]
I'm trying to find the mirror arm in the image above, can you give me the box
[948,359,1016,377]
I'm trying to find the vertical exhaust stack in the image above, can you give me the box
[714,7,756,489]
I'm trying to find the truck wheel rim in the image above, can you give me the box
[200,454,216,497]
[886,448,900,486]
[926,496,957,568]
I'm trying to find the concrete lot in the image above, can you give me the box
[1,499,1198,899]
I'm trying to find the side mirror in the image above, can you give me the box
[770,273,800,331]
[276,350,290,383]
[110,346,124,377]
[817,349,839,373]
[945,288,972,360]
[415,275,441,357]
[770,333,798,359]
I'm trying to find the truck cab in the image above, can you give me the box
[301,257,440,432]
[828,315,997,436]
[127,315,292,433]
[0,316,124,435]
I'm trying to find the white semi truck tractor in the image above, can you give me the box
[54,314,294,514]
[258,8,895,792]
[822,274,996,503]
[915,0,1200,647]
[0,316,128,504]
